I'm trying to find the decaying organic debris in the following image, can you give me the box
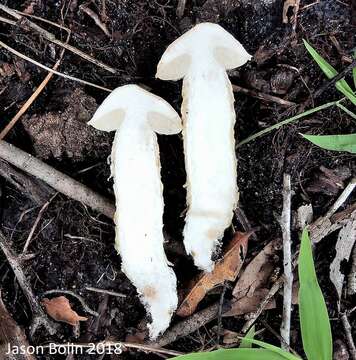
[88,84,182,339]
[156,22,251,271]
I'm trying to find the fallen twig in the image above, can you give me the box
[232,84,296,107]
[0,230,57,336]
[42,289,99,317]
[79,4,111,38]
[0,140,115,218]
[310,178,356,243]
[85,286,126,298]
[154,302,223,347]
[341,313,356,360]
[41,341,183,357]
[0,58,62,139]
[176,0,187,18]
[311,58,356,101]
[0,4,116,73]
[22,193,58,254]
[280,174,293,348]
[0,40,111,92]
[0,23,70,139]
[241,275,285,334]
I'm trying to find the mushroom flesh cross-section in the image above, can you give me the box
[156,23,251,271]
[88,84,182,339]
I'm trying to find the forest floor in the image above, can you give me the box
[0,0,355,359]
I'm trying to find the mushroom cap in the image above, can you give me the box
[156,22,252,81]
[88,84,182,135]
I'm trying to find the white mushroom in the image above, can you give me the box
[88,84,181,339]
[156,23,251,271]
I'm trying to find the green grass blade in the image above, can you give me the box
[336,103,356,121]
[236,338,300,360]
[301,133,356,153]
[240,325,256,348]
[237,100,337,148]
[303,40,356,105]
[353,51,356,88]
[173,348,287,360]
[298,228,332,360]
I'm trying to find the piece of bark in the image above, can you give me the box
[177,231,251,317]
[330,212,356,304]
[0,292,36,360]
[232,239,281,299]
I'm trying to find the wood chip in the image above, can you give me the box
[176,231,251,317]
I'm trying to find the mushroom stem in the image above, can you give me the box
[88,85,181,339]
[156,23,251,271]
[182,66,238,271]
[111,123,177,339]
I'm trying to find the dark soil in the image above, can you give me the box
[0,0,355,359]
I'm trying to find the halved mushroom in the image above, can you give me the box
[88,85,182,339]
[156,23,251,271]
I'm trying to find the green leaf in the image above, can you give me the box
[236,338,300,360]
[240,325,256,348]
[298,228,332,360]
[301,133,356,153]
[303,40,356,105]
[173,348,287,360]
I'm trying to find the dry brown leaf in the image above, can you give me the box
[42,296,87,326]
[177,231,251,317]
[224,288,276,317]
[232,239,281,299]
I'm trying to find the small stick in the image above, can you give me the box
[85,286,126,298]
[241,275,285,334]
[22,193,58,254]
[232,84,295,107]
[0,140,115,218]
[312,59,356,101]
[310,179,356,243]
[0,40,112,92]
[217,283,228,345]
[341,313,356,360]
[41,341,183,357]
[42,289,99,317]
[0,24,70,139]
[79,5,111,38]
[0,59,61,139]
[0,4,116,73]
[0,230,57,336]
[154,302,222,347]
[176,0,187,18]
[260,319,300,357]
[280,174,293,348]
[324,178,356,219]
